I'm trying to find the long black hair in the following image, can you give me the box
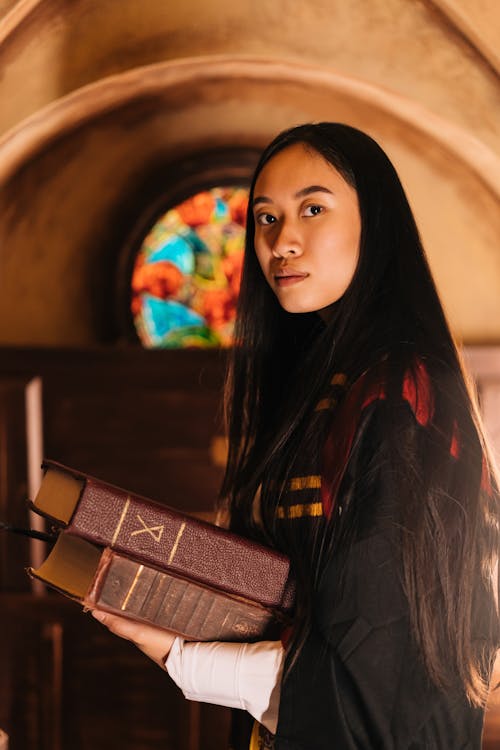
[221,122,499,705]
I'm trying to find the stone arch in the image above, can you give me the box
[0,55,498,345]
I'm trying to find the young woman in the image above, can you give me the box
[93,123,500,749]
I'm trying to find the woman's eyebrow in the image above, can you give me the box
[252,185,333,207]
[252,195,272,207]
[294,185,334,198]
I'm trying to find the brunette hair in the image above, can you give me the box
[221,122,499,704]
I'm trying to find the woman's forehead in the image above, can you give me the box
[254,143,354,200]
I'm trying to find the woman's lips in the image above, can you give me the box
[274,274,308,287]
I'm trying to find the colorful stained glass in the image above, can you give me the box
[131,186,248,348]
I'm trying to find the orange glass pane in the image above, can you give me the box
[131,186,248,348]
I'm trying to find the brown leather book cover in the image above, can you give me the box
[85,548,279,641]
[31,460,295,613]
[28,533,283,641]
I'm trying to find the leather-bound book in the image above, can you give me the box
[29,460,294,616]
[29,533,282,641]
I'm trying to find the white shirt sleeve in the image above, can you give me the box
[165,638,284,734]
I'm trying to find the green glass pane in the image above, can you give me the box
[131,186,248,348]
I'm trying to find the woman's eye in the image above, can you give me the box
[256,213,276,226]
[303,204,323,217]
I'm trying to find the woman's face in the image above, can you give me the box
[253,142,361,318]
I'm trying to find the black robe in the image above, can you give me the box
[232,374,498,750]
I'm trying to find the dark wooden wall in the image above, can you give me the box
[0,346,231,750]
[1,346,500,749]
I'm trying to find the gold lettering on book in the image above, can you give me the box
[111,496,131,546]
[121,565,144,610]
[130,514,165,543]
[167,522,186,565]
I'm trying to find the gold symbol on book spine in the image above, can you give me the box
[111,496,131,546]
[130,514,165,542]
[121,565,144,610]
[234,621,261,637]
[167,522,186,565]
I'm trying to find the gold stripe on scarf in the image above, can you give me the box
[289,475,321,491]
[331,373,347,386]
[249,720,275,749]
[315,397,337,411]
[276,501,324,519]
[249,721,260,750]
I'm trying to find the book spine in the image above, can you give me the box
[69,478,293,611]
[85,550,274,641]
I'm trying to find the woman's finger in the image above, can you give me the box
[91,609,177,666]
[91,609,141,641]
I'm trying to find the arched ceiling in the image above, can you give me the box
[428,0,499,73]
[0,0,498,145]
[0,0,498,346]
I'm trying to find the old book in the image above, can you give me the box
[30,460,294,614]
[29,533,282,640]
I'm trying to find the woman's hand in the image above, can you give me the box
[91,609,177,669]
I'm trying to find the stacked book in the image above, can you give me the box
[28,461,295,642]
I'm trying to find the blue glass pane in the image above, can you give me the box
[131,186,247,349]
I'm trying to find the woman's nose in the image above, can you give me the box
[271,222,302,258]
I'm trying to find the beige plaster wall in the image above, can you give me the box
[0,0,498,147]
[434,0,499,71]
[0,0,498,346]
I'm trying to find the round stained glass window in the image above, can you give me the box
[131,186,248,348]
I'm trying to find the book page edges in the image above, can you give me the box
[28,533,102,599]
[32,466,84,525]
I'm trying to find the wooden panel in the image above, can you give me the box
[2,347,499,748]
[0,347,231,594]
[0,378,30,590]
[484,652,500,749]
[42,382,224,511]
[0,349,231,750]
[0,593,231,750]
[0,348,227,513]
